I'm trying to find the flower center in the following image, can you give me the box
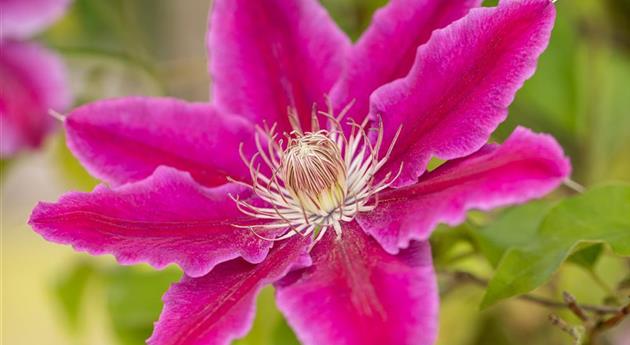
[282,133,346,215]
[229,101,402,248]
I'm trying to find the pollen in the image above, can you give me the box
[229,100,402,248]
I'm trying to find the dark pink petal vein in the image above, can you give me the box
[149,237,311,345]
[64,97,254,187]
[359,127,571,254]
[30,166,273,278]
[275,222,438,345]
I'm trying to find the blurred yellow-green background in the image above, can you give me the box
[2,0,630,344]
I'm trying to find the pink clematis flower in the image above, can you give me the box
[29,0,570,344]
[1,0,71,157]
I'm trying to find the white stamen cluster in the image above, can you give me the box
[229,102,402,248]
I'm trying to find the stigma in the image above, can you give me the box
[229,101,402,248]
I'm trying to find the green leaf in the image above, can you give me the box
[481,184,630,308]
[472,201,552,268]
[105,267,180,345]
[567,243,604,269]
[53,261,96,333]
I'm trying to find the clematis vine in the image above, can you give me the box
[29,0,570,344]
[0,0,71,157]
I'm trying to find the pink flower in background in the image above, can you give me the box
[0,0,71,157]
[0,0,71,40]
[29,1,569,344]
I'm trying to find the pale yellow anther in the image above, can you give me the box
[282,132,347,215]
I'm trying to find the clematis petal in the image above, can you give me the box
[207,0,350,132]
[371,0,556,186]
[29,166,273,278]
[149,238,311,345]
[1,40,70,157]
[0,0,70,39]
[64,97,254,186]
[275,222,438,345]
[330,0,480,124]
[359,127,571,254]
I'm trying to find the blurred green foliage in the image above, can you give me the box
[55,263,180,345]
[105,267,180,345]
[10,0,626,344]
[233,287,300,345]
[54,261,95,333]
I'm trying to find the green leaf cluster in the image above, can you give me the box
[472,185,630,308]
